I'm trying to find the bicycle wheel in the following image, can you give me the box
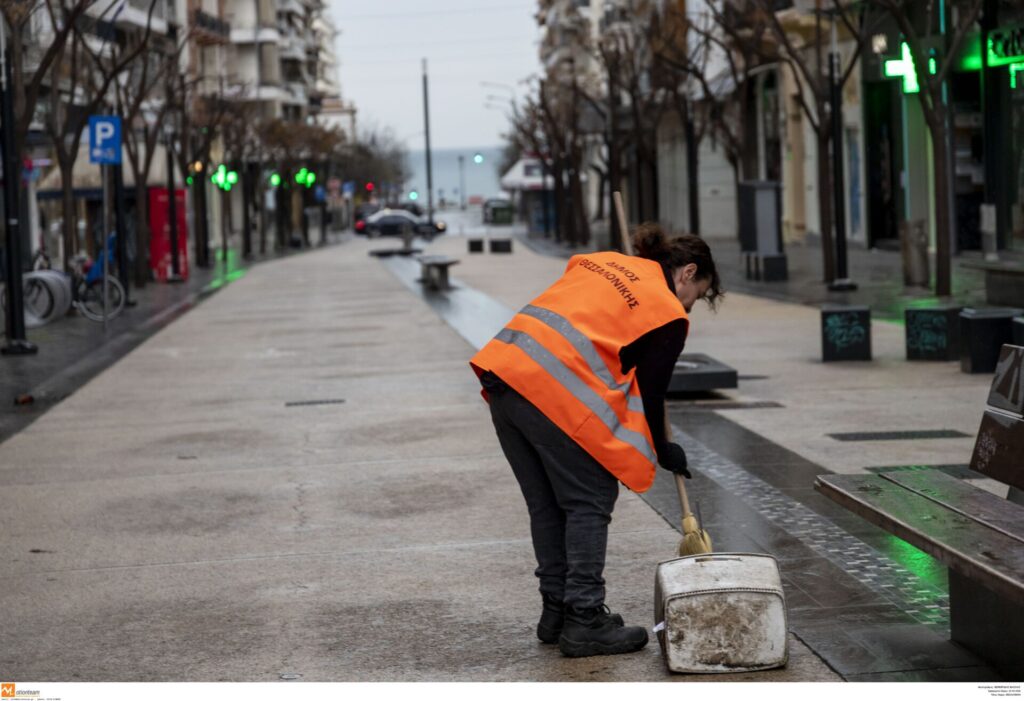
[1,277,54,327]
[22,276,55,324]
[79,276,125,322]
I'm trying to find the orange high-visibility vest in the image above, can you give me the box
[470,252,688,493]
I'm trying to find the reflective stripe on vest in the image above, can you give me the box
[471,251,687,492]
[519,304,646,416]
[494,326,659,466]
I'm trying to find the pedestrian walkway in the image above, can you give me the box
[0,232,349,445]
[0,233,838,682]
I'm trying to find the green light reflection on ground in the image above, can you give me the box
[883,533,947,594]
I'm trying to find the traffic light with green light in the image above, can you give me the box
[295,168,316,188]
[409,190,419,201]
[473,153,484,164]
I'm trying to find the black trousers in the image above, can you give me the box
[488,384,619,609]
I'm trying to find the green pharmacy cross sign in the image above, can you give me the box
[295,167,316,188]
[212,164,238,192]
[883,42,937,94]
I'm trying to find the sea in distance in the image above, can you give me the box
[404,145,506,204]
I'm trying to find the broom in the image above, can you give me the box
[613,191,712,556]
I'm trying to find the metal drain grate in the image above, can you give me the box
[828,429,969,442]
[285,399,347,408]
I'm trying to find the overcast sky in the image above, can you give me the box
[326,1,542,150]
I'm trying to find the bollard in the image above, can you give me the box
[959,307,1024,374]
[905,305,962,361]
[489,238,513,254]
[821,305,871,362]
[468,238,484,253]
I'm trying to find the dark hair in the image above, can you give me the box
[632,223,723,309]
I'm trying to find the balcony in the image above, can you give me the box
[230,26,281,44]
[192,8,230,45]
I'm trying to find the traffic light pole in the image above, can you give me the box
[1,37,37,356]
[422,58,434,225]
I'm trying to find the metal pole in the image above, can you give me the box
[166,27,182,281]
[827,23,856,291]
[422,58,435,225]
[459,156,466,211]
[102,165,110,333]
[0,33,36,355]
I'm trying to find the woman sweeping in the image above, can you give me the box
[470,225,722,658]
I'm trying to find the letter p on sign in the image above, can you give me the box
[88,115,122,165]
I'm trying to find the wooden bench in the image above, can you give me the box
[815,344,1024,678]
[417,255,460,291]
[962,260,1024,307]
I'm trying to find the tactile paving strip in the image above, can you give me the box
[674,428,951,631]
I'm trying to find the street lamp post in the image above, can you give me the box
[827,20,856,292]
[458,155,466,210]
[422,58,435,225]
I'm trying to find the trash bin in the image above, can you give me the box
[738,181,787,281]
[959,307,1024,373]
[900,220,929,288]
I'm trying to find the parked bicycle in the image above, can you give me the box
[70,232,126,322]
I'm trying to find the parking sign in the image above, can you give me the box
[89,115,122,165]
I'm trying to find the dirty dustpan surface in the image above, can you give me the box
[654,553,789,674]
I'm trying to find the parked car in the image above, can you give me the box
[394,201,424,217]
[352,203,381,234]
[361,208,447,239]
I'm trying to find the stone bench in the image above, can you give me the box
[815,344,1024,678]
[961,260,1024,307]
[417,255,460,291]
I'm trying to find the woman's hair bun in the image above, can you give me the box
[632,223,671,262]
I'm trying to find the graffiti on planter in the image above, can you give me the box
[824,313,867,351]
[907,313,948,354]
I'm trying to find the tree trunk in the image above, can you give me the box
[570,165,589,246]
[241,165,253,259]
[684,111,700,235]
[134,180,150,287]
[193,174,210,268]
[59,155,75,271]
[816,124,836,284]
[928,105,953,296]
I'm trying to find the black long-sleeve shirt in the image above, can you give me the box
[481,264,687,455]
[618,265,687,453]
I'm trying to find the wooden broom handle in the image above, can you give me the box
[666,411,694,519]
[613,191,632,256]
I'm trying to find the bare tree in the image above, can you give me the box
[43,0,158,270]
[0,0,92,168]
[734,0,879,283]
[872,0,983,295]
[109,27,184,286]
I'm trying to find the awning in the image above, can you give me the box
[37,141,183,194]
[500,157,554,192]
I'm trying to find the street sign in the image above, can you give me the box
[88,116,122,164]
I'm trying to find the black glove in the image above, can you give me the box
[658,442,691,478]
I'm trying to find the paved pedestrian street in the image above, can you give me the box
[1,219,1012,682]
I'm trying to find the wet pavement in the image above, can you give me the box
[0,210,1010,681]
[0,233,349,445]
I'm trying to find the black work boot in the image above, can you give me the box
[537,594,564,644]
[558,605,648,658]
[537,597,625,644]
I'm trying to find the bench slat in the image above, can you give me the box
[880,470,1024,546]
[815,473,1024,606]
